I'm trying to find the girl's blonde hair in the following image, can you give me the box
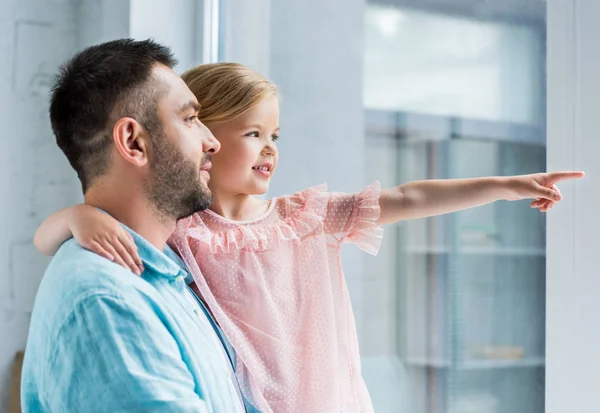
[181,62,278,124]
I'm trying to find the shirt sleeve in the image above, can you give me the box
[323,181,384,255]
[43,292,211,413]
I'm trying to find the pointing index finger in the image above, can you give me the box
[546,171,585,184]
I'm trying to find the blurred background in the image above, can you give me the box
[0,0,547,412]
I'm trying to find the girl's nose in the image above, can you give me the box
[262,143,276,156]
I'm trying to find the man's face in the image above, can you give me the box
[144,65,220,220]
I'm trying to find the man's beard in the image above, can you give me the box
[144,131,212,221]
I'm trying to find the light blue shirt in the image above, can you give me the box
[21,226,259,412]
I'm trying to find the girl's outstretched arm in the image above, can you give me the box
[377,171,585,225]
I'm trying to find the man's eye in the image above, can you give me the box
[186,115,199,122]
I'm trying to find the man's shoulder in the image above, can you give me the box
[44,239,140,296]
[31,240,154,331]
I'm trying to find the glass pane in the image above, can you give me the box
[363,2,546,413]
[364,5,545,125]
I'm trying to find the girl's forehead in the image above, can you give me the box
[245,97,280,118]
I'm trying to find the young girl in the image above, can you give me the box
[35,63,583,413]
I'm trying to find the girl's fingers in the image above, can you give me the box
[531,200,542,208]
[122,233,144,273]
[101,240,129,271]
[535,184,561,201]
[111,236,142,275]
[531,198,546,208]
[87,241,114,261]
[532,198,554,212]
[541,200,554,212]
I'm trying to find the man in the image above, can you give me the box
[21,39,256,412]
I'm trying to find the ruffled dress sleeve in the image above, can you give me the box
[317,181,383,255]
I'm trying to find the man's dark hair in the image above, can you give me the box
[49,38,178,192]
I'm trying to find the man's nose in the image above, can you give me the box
[202,126,220,154]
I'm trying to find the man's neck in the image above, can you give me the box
[85,184,175,251]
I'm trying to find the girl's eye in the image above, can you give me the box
[185,115,197,122]
[245,131,260,138]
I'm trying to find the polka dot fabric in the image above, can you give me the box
[169,182,383,413]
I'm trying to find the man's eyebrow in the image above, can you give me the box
[178,101,201,114]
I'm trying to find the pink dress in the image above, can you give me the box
[169,182,383,413]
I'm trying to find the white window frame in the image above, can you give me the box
[201,0,221,63]
[546,0,600,412]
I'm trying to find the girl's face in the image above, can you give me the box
[206,95,280,196]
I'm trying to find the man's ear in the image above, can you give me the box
[112,117,150,167]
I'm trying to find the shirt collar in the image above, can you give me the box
[95,208,183,278]
[124,226,183,278]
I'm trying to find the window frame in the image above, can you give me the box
[546,0,600,411]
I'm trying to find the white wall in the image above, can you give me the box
[0,1,81,409]
[220,0,271,75]
[129,0,199,73]
[546,0,600,412]
[77,0,130,48]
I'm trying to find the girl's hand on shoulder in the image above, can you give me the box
[70,205,144,275]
